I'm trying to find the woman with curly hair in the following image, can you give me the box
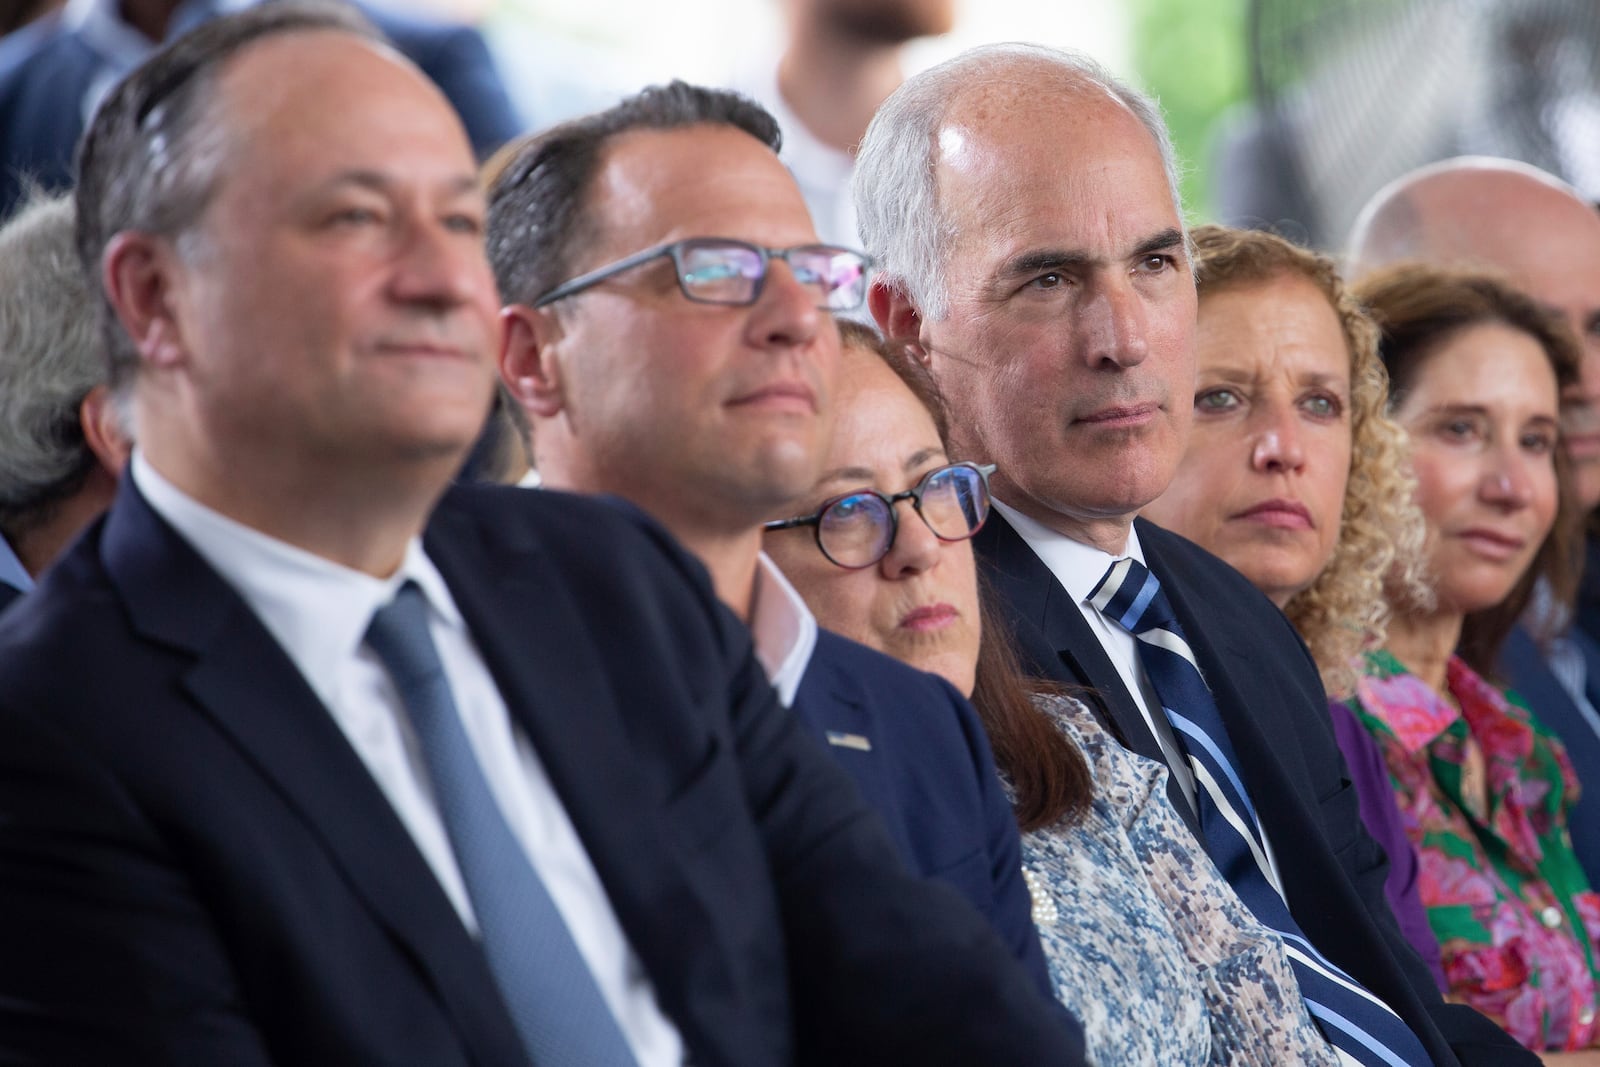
[1142,224,1443,982]
[1342,264,1598,1055]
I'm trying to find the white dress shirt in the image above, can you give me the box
[132,453,685,1066]
[749,553,818,708]
[992,500,1199,812]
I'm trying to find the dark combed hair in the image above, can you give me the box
[485,81,781,308]
[75,0,383,396]
[1355,263,1585,675]
[839,320,1094,830]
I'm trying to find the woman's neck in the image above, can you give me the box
[1384,609,1464,695]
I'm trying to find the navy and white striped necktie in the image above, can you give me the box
[1092,557,1430,1067]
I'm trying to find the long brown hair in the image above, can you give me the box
[1354,264,1584,675]
[840,320,1093,829]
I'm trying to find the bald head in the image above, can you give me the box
[1347,157,1600,281]
[1348,157,1600,510]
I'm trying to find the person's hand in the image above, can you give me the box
[1542,1050,1600,1064]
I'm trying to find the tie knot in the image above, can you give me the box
[365,581,441,690]
[1089,557,1174,635]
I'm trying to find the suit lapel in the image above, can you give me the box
[101,482,527,1067]
[976,513,1163,759]
[423,497,721,1043]
[977,513,1202,834]
[792,636,896,821]
[1136,520,1314,857]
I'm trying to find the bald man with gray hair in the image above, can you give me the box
[0,189,128,606]
[854,42,1533,1066]
[1348,156,1600,894]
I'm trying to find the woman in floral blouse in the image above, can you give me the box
[1346,264,1596,1054]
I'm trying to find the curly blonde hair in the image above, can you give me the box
[1191,225,1429,698]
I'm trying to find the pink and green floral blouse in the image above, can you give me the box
[1345,649,1600,1051]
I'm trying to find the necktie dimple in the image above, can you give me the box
[365,581,639,1067]
[1092,557,1431,1067]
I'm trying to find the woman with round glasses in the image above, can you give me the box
[764,322,1341,1066]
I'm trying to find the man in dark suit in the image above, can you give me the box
[0,0,523,217]
[0,9,1086,1063]
[489,83,1053,993]
[855,42,1533,1066]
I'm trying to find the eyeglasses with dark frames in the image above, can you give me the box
[764,462,997,570]
[533,237,872,312]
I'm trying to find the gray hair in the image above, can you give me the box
[853,42,1186,321]
[75,1,382,399]
[0,190,104,533]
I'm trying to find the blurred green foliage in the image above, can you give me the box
[1129,0,1250,223]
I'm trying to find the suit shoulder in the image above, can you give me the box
[436,483,728,627]
[811,629,959,700]
[809,630,987,742]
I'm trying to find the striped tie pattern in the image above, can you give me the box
[1091,558,1430,1067]
[367,582,640,1067]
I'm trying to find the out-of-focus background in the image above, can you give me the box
[3,0,1595,250]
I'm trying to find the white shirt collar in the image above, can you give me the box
[991,498,1147,601]
[749,552,817,708]
[131,451,463,709]
[0,532,33,593]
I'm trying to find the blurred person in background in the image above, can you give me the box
[1348,159,1600,891]
[1345,264,1599,1056]
[1142,223,1444,989]
[0,0,522,216]
[0,187,128,606]
[765,322,1345,1066]
[735,0,954,249]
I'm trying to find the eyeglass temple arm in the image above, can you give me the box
[532,242,674,308]
[762,515,820,532]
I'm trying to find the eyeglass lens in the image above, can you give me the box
[678,241,868,310]
[816,464,990,567]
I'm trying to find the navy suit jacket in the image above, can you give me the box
[975,511,1534,1067]
[0,481,1085,1066]
[0,1,522,216]
[792,629,1052,995]
[1499,622,1600,889]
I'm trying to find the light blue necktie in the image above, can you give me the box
[1092,558,1431,1067]
[366,582,639,1067]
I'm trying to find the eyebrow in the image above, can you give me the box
[815,447,948,490]
[996,227,1188,281]
[1200,365,1351,391]
[316,169,482,198]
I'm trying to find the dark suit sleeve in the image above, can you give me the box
[932,673,1055,996]
[719,637,1084,1065]
[0,706,275,1065]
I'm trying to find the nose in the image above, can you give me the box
[878,500,943,580]
[389,213,490,312]
[1249,403,1307,474]
[744,258,823,351]
[1080,277,1150,369]
[1479,447,1536,509]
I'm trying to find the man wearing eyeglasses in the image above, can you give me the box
[490,82,1057,1000]
[0,10,1088,1063]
